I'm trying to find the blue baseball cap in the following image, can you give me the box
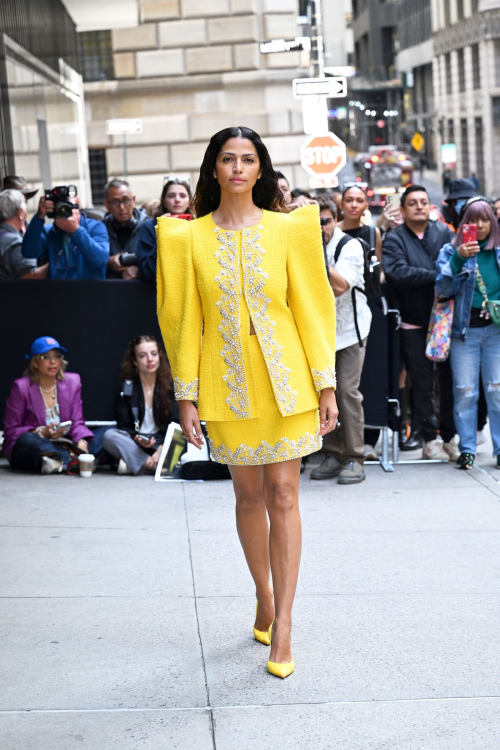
[27,336,67,359]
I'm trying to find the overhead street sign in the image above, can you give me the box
[106,118,143,135]
[293,76,347,99]
[301,133,346,178]
[260,37,311,54]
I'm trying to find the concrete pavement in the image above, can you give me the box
[1,440,500,749]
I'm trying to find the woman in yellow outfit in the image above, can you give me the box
[157,127,338,678]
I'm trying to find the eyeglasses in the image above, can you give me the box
[39,353,64,361]
[108,197,132,207]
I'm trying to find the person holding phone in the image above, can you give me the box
[102,335,178,474]
[436,197,500,470]
[3,336,94,474]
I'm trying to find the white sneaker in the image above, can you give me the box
[442,437,460,462]
[422,439,449,460]
[363,444,378,460]
[117,459,132,475]
[41,456,63,474]
[477,429,487,446]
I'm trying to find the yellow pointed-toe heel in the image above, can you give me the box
[253,602,274,646]
[267,625,295,679]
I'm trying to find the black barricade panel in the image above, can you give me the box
[0,280,161,424]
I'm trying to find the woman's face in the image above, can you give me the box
[494,200,500,220]
[134,341,160,375]
[214,137,262,196]
[468,215,491,242]
[277,178,291,205]
[36,349,63,379]
[163,185,190,214]
[342,187,367,221]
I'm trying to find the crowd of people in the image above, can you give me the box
[1,167,500,478]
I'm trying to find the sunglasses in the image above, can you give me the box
[39,353,64,361]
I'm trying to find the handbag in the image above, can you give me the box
[425,296,454,361]
[475,266,500,327]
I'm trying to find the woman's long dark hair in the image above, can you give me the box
[192,126,288,217]
[159,179,192,217]
[121,335,174,425]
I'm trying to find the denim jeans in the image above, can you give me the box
[450,325,500,456]
[10,432,71,471]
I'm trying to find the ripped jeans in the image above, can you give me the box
[450,324,500,456]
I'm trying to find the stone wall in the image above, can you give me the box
[84,0,309,204]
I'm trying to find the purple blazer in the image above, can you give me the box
[3,373,94,461]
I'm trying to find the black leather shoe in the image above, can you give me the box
[399,432,424,451]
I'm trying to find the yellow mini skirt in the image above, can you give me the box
[206,335,321,466]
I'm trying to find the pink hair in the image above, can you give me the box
[454,200,500,249]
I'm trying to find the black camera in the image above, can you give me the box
[119,252,138,266]
[44,185,78,219]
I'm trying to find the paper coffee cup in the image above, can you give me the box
[79,454,95,478]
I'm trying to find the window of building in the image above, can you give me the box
[444,0,450,26]
[457,0,464,20]
[448,119,455,144]
[471,44,480,90]
[457,49,465,92]
[88,149,108,205]
[474,118,484,189]
[460,118,469,176]
[445,53,452,95]
[495,41,500,87]
[78,31,114,83]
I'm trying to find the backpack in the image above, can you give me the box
[333,228,382,346]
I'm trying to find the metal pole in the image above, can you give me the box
[122,133,128,178]
[309,0,324,78]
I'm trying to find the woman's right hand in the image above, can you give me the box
[458,241,480,258]
[38,424,64,439]
[178,401,204,450]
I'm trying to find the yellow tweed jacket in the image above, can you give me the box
[156,204,336,422]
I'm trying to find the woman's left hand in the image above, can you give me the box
[77,439,88,452]
[319,388,339,436]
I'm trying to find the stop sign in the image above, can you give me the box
[301,133,346,178]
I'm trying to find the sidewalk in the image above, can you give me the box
[1,440,500,749]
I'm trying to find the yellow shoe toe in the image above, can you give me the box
[267,660,295,679]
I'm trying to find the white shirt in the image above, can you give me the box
[326,227,372,351]
[140,405,158,434]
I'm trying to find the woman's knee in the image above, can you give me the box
[265,480,297,515]
[235,488,265,513]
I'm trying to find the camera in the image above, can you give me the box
[44,185,78,219]
[119,252,138,266]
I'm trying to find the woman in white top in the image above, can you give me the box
[103,335,178,475]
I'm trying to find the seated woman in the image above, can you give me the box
[3,336,94,474]
[103,335,178,475]
[436,197,500,470]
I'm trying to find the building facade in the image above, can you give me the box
[431,0,498,193]
[81,0,311,205]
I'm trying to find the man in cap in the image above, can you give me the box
[442,178,477,230]
[0,189,47,279]
[2,175,39,202]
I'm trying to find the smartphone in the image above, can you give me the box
[462,224,477,243]
[138,434,153,442]
[385,193,401,210]
[166,214,192,221]
[59,420,72,435]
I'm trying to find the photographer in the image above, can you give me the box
[0,190,47,279]
[104,179,148,280]
[22,190,109,279]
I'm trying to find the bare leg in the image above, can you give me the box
[229,465,274,631]
[263,458,302,664]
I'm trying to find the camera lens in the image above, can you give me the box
[56,203,73,219]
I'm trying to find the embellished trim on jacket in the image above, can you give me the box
[174,377,199,401]
[311,365,337,392]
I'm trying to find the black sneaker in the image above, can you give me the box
[456,452,474,470]
[496,454,500,470]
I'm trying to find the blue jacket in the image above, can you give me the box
[435,243,500,339]
[137,217,157,283]
[22,213,109,280]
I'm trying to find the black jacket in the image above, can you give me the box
[137,218,157,282]
[383,220,454,326]
[104,207,150,258]
[115,378,178,446]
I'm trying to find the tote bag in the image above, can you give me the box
[425,297,454,362]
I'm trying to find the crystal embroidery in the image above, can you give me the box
[214,227,251,419]
[311,365,336,392]
[174,377,199,401]
[208,432,321,465]
[241,226,298,415]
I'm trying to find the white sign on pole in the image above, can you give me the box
[293,76,347,99]
[441,143,457,164]
[105,119,143,135]
[260,37,311,54]
[302,97,329,135]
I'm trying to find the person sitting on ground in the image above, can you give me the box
[436,197,500,471]
[104,179,149,280]
[22,194,109,279]
[0,190,48,279]
[3,337,94,474]
[137,180,192,283]
[383,184,457,460]
[310,197,372,485]
[103,335,178,475]
[275,171,292,205]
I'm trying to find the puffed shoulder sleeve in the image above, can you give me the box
[156,217,203,401]
[286,205,336,391]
